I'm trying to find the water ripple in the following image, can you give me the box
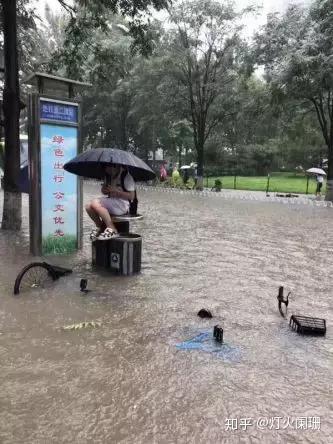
[0,185,331,443]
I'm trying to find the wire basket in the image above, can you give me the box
[289,315,326,336]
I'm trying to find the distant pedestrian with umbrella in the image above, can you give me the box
[64,147,156,241]
[306,167,326,197]
[315,174,324,196]
[160,163,167,182]
[180,165,191,184]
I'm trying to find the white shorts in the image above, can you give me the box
[99,197,129,216]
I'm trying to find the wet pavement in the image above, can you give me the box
[0,182,332,443]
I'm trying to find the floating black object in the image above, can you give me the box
[80,279,90,293]
[213,325,223,343]
[289,315,326,336]
[50,265,72,277]
[277,286,290,317]
[276,193,299,198]
[197,309,213,319]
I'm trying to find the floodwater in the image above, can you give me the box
[0,183,332,443]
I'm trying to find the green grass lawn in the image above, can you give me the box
[42,234,77,255]
[205,173,323,195]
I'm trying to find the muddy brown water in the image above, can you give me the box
[0,183,332,443]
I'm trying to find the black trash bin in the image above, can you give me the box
[109,233,142,275]
[92,238,110,267]
[92,233,142,275]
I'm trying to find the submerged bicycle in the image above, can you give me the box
[13,262,72,295]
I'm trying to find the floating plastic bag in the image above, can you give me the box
[176,331,241,362]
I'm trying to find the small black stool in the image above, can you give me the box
[112,214,143,234]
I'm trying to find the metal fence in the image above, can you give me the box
[203,173,321,195]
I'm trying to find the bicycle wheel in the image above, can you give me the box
[13,262,58,295]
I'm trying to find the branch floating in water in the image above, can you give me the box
[61,321,102,331]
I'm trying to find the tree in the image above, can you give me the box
[129,50,175,161]
[0,0,170,231]
[50,0,169,79]
[254,0,333,199]
[36,4,68,72]
[166,0,245,188]
[213,75,323,175]
[210,75,276,174]
[0,0,42,229]
[67,17,178,162]
[77,15,137,149]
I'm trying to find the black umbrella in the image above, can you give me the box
[63,148,156,181]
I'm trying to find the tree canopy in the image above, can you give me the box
[2,0,333,205]
[254,0,333,198]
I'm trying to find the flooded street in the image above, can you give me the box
[0,182,332,443]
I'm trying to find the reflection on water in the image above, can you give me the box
[0,184,332,443]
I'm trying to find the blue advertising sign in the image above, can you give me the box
[40,99,78,123]
[40,124,78,254]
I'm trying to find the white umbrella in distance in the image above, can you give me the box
[306,167,326,175]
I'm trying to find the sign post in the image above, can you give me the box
[25,73,90,256]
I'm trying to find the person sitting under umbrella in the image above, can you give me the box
[85,164,135,240]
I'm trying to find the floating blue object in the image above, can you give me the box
[176,331,241,362]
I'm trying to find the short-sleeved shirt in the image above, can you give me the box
[316,175,324,183]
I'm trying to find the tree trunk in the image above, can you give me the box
[325,140,333,201]
[194,115,205,190]
[152,123,156,161]
[196,143,204,190]
[178,144,182,168]
[120,109,127,150]
[1,0,22,230]
[195,119,205,190]
[324,105,333,201]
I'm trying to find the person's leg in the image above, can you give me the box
[85,200,105,240]
[90,200,117,232]
[85,201,104,228]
